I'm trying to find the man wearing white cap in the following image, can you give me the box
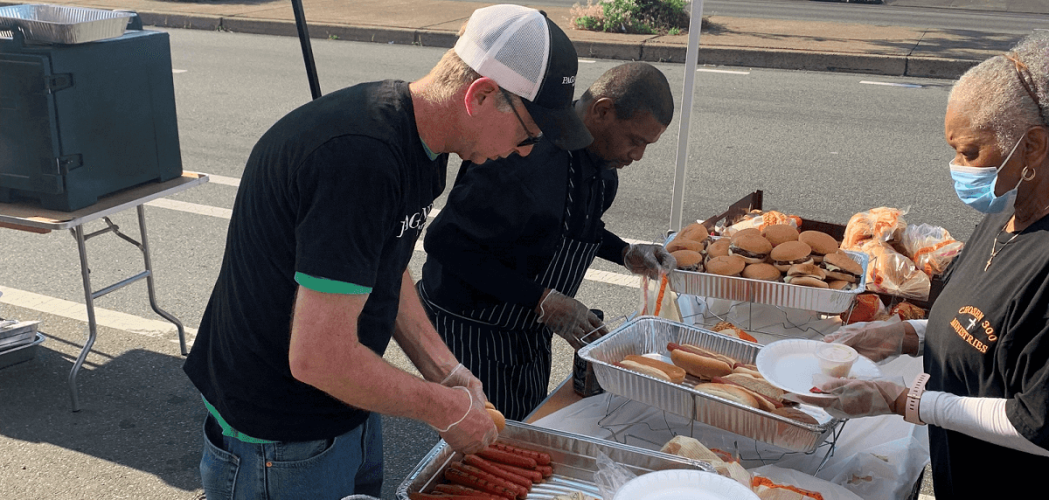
[182,5,590,499]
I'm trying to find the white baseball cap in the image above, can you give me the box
[455,4,593,151]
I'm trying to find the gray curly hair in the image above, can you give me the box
[949,31,1049,152]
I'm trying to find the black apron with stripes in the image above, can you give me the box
[419,154,604,421]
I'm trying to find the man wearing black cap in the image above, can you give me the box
[417,62,677,421]
[182,5,590,499]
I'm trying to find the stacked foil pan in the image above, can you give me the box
[0,5,133,44]
[579,317,838,453]
[397,421,715,499]
[666,235,868,314]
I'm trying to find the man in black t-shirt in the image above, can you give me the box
[418,63,676,420]
[182,5,592,499]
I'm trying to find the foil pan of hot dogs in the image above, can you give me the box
[578,317,838,453]
[396,420,715,499]
[665,235,868,314]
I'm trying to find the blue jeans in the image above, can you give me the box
[199,412,383,500]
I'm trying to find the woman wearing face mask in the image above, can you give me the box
[797,32,1049,498]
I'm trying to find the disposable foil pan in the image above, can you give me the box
[578,317,838,453]
[396,421,715,499]
[666,235,868,314]
[0,5,133,44]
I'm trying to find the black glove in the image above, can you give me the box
[535,290,607,349]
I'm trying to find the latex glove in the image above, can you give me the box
[536,290,608,350]
[790,374,907,420]
[824,317,906,363]
[440,363,488,406]
[624,244,677,279]
[435,386,498,454]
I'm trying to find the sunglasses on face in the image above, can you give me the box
[500,88,543,148]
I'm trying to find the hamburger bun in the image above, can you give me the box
[762,224,800,247]
[821,251,863,283]
[694,383,759,408]
[729,228,762,242]
[729,234,773,264]
[704,238,732,262]
[788,276,830,288]
[705,255,746,277]
[828,280,856,290]
[666,238,706,254]
[671,249,704,272]
[798,231,839,262]
[742,263,782,281]
[769,241,813,272]
[786,262,826,280]
[677,222,710,243]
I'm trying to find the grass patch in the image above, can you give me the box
[570,0,715,36]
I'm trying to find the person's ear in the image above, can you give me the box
[1024,125,1048,168]
[589,97,617,123]
[464,77,500,117]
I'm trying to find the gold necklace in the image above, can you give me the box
[985,221,1021,272]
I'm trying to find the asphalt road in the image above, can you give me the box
[0,27,974,499]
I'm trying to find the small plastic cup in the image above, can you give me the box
[816,343,859,378]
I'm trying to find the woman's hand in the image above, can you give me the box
[790,375,908,420]
[824,318,918,362]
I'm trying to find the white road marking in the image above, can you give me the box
[207,174,241,187]
[146,198,232,219]
[172,69,187,74]
[859,80,923,88]
[697,68,750,75]
[579,59,596,63]
[0,286,197,347]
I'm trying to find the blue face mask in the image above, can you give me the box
[949,135,1025,214]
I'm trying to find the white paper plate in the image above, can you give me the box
[755,339,882,398]
[613,469,759,500]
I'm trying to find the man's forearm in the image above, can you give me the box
[394,269,459,382]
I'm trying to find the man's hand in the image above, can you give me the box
[441,363,487,406]
[623,244,677,279]
[535,290,607,350]
[435,387,498,454]
[790,375,908,420]
[824,318,911,362]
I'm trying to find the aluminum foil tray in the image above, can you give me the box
[578,317,838,453]
[396,421,715,499]
[666,235,868,314]
[0,5,133,44]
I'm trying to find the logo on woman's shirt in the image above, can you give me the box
[948,305,997,354]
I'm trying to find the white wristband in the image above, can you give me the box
[432,386,472,433]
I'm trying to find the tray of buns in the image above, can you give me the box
[396,421,715,500]
[578,317,838,453]
[664,227,868,314]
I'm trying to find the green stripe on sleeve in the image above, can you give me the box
[295,272,372,294]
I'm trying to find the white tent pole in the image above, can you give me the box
[668,0,705,234]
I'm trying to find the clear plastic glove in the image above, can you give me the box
[440,363,488,406]
[435,386,498,454]
[789,374,907,420]
[624,244,677,279]
[825,317,907,363]
[535,290,608,350]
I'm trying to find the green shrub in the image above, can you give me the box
[570,0,692,35]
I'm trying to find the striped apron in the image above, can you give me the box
[419,157,605,421]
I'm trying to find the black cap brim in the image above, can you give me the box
[522,99,593,151]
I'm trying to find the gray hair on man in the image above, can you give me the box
[949,31,1049,152]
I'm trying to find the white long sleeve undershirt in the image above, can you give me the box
[919,390,1049,457]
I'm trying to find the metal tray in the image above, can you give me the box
[0,5,133,44]
[396,421,716,499]
[0,333,45,370]
[666,235,868,314]
[578,317,838,453]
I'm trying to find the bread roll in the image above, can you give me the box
[671,349,733,379]
[694,383,759,408]
[619,360,673,382]
[623,355,686,384]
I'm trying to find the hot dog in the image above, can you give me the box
[487,461,543,483]
[433,484,504,499]
[477,447,537,469]
[463,455,533,491]
[668,345,733,380]
[447,463,526,499]
[621,355,687,384]
[490,443,552,466]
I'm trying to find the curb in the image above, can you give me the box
[61,9,987,80]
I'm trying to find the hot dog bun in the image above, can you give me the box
[623,355,687,384]
[694,383,759,408]
[670,348,733,380]
[619,360,673,382]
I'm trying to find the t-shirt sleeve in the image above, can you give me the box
[292,136,401,289]
[1004,285,1049,448]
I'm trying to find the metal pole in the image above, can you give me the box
[290,0,322,100]
[668,0,706,233]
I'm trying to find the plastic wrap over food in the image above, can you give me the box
[859,241,930,301]
[723,210,800,236]
[898,223,963,277]
[841,207,908,251]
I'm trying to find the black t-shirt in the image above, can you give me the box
[183,81,447,441]
[420,138,626,314]
[924,208,1049,498]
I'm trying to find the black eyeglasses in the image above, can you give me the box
[500,88,543,148]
